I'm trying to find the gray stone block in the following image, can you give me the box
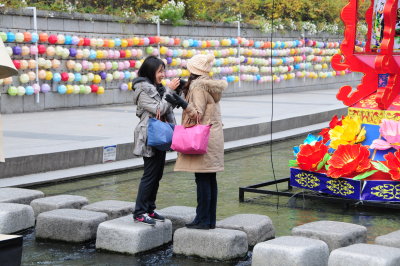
[95,21,108,34]
[0,203,35,234]
[64,94,80,108]
[12,15,31,29]
[47,18,64,31]
[35,209,107,242]
[328,243,400,266]
[79,93,98,106]
[36,17,48,31]
[158,206,196,232]
[96,215,172,254]
[30,195,89,217]
[107,22,123,35]
[64,19,79,32]
[292,221,367,251]
[0,15,12,29]
[23,96,45,112]
[252,236,329,266]
[133,24,146,35]
[96,89,114,105]
[0,188,44,205]
[216,214,275,246]
[375,230,400,249]
[44,92,66,109]
[78,20,95,33]
[1,95,23,114]
[173,228,248,260]
[82,200,135,220]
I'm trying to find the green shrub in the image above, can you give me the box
[154,0,185,26]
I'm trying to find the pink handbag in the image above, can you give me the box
[171,117,211,154]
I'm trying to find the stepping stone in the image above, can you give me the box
[216,214,275,246]
[0,188,44,205]
[96,215,172,255]
[0,203,35,234]
[292,220,367,251]
[158,206,196,232]
[173,227,248,260]
[82,200,135,220]
[375,230,400,248]
[30,195,88,217]
[35,209,107,242]
[328,243,400,266]
[252,236,329,266]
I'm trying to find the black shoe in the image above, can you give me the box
[133,214,155,226]
[185,221,198,227]
[148,212,165,222]
[186,223,209,230]
[210,224,216,229]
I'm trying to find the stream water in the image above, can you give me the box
[21,136,400,265]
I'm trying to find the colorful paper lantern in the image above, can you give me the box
[97,86,105,94]
[41,83,51,93]
[53,72,61,82]
[25,85,34,95]
[6,32,15,42]
[61,72,69,81]
[32,83,40,94]
[48,35,58,44]
[120,83,128,91]
[19,74,29,84]
[66,85,74,94]
[57,85,67,94]
[28,71,36,81]
[8,86,18,96]
[0,32,6,42]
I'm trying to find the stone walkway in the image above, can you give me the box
[0,88,345,186]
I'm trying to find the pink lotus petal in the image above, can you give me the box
[370,139,392,150]
[380,119,397,137]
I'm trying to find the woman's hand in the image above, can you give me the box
[169,78,180,91]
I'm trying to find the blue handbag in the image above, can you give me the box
[147,111,174,151]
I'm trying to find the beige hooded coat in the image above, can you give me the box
[174,76,228,173]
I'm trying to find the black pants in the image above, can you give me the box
[193,172,218,227]
[134,149,166,216]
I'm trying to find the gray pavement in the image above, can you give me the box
[0,88,346,187]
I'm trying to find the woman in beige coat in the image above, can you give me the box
[166,54,228,230]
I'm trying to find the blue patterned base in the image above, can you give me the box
[290,168,400,202]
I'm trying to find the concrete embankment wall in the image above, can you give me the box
[0,9,359,114]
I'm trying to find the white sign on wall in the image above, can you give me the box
[103,145,117,163]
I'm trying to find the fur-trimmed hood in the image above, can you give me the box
[190,76,228,103]
[132,78,158,105]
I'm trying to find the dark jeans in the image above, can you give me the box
[133,149,166,216]
[193,172,218,227]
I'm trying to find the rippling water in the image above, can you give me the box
[22,136,400,265]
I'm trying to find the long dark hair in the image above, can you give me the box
[137,56,165,85]
[182,73,200,96]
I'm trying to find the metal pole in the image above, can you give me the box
[237,14,241,88]
[301,30,306,84]
[26,7,39,104]
[156,16,160,55]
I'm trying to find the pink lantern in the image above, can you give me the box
[32,83,40,94]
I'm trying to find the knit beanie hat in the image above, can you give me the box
[186,54,215,76]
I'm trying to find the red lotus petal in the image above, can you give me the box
[297,141,328,171]
[327,144,371,178]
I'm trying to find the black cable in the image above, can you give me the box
[269,0,279,207]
